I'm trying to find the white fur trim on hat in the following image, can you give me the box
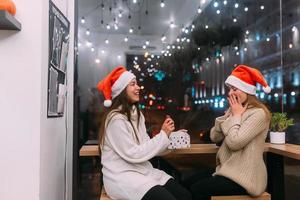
[225,75,256,95]
[111,71,136,99]
[263,86,271,93]
[104,100,112,107]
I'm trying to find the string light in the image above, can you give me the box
[95,59,101,64]
[124,37,128,42]
[266,37,270,42]
[197,7,202,14]
[145,40,150,45]
[170,21,175,28]
[213,2,219,7]
[105,39,109,44]
[246,30,250,35]
[205,25,209,29]
[161,35,166,41]
[129,28,133,33]
[86,29,90,35]
[216,10,220,14]
[233,18,237,23]
[234,3,239,8]
[106,24,111,30]
[133,0,137,3]
[101,50,105,54]
[81,17,85,24]
[244,7,248,12]
[91,47,95,52]
[260,5,265,10]
[118,11,122,18]
[223,1,227,5]
[160,1,165,8]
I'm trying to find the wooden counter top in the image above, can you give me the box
[79,143,300,160]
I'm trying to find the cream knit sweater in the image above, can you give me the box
[210,107,270,197]
[101,108,172,200]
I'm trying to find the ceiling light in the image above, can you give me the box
[185,28,189,33]
[101,50,105,54]
[124,37,128,42]
[223,1,227,5]
[234,46,238,50]
[86,29,90,35]
[146,40,150,45]
[205,25,209,29]
[216,10,220,14]
[95,59,100,64]
[245,38,249,43]
[176,38,180,42]
[213,2,218,7]
[161,35,166,41]
[233,18,237,23]
[167,45,170,49]
[289,43,293,48]
[78,42,81,47]
[244,48,247,51]
[114,24,118,30]
[260,5,265,10]
[236,51,240,55]
[91,47,95,52]
[266,37,270,42]
[292,26,297,32]
[118,55,121,59]
[81,17,85,24]
[160,1,165,8]
[198,47,201,50]
[246,30,250,35]
[133,0,137,3]
[234,3,239,8]
[86,41,92,47]
[244,7,248,12]
[129,28,133,33]
[105,39,109,44]
[142,45,146,49]
[187,39,190,43]
[106,24,110,30]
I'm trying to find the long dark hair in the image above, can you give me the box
[98,89,141,150]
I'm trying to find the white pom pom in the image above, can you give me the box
[263,86,271,93]
[104,100,112,107]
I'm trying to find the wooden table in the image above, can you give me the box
[80,143,300,159]
[80,143,300,200]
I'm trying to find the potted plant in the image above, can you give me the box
[269,112,294,144]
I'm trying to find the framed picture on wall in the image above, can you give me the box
[47,1,70,117]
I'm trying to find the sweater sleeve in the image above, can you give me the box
[105,118,171,163]
[210,115,227,143]
[220,109,268,151]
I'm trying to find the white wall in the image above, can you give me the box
[0,0,74,199]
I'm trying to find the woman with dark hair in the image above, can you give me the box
[189,65,271,200]
[97,66,192,200]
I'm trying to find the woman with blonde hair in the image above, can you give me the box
[189,65,271,200]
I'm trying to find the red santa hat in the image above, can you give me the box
[225,65,271,95]
[97,66,136,107]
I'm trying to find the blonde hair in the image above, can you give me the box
[246,95,271,120]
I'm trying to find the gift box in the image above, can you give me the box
[168,130,190,149]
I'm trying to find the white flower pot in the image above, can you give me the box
[270,132,286,144]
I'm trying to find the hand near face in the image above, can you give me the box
[161,115,175,136]
[227,94,248,117]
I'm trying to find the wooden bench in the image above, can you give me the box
[211,192,271,200]
[100,188,112,200]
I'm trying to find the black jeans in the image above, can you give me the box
[141,178,192,200]
[188,169,247,200]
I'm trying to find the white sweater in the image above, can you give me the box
[101,108,172,200]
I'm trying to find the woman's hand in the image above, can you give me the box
[227,94,248,117]
[161,115,175,136]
